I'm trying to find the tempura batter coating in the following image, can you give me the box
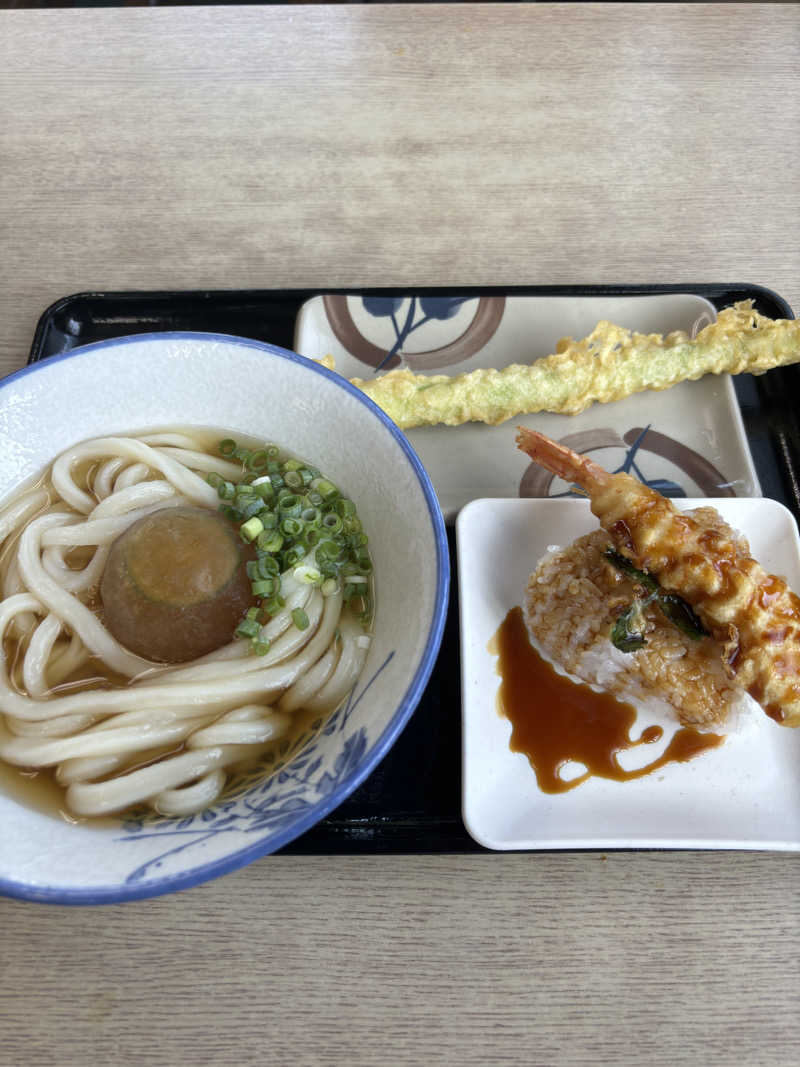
[352,302,799,429]
[516,427,800,727]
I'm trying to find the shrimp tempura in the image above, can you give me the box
[516,427,800,726]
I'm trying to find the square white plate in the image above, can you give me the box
[457,497,800,851]
[295,294,760,519]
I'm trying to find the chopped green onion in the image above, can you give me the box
[316,539,341,561]
[282,545,306,568]
[311,478,338,501]
[213,438,371,643]
[256,555,279,578]
[294,564,322,585]
[257,510,278,530]
[235,618,260,639]
[280,516,304,538]
[251,578,276,597]
[301,507,322,527]
[336,498,356,517]
[240,516,264,542]
[252,477,274,501]
[258,530,283,553]
[277,495,301,518]
[266,594,285,615]
[248,449,269,471]
[238,497,264,520]
[322,513,343,535]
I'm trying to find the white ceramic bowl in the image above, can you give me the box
[0,333,448,903]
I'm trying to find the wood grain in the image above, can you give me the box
[0,5,799,1065]
[1,3,799,373]
[1,852,799,1066]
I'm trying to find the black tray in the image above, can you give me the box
[28,284,799,853]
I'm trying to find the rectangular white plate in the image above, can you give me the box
[456,497,800,851]
[295,294,760,519]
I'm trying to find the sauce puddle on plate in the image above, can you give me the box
[490,607,723,793]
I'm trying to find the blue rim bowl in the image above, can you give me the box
[0,333,449,903]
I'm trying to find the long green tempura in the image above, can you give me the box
[349,301,799,430]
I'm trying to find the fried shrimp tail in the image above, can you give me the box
[515,427,800,727]
[515,427,611,494]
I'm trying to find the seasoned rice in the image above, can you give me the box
[524,529,747,729]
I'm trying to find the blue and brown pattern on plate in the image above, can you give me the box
[296,293,760,518]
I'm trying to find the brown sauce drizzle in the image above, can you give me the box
[490,607,723,793]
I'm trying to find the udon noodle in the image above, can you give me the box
[0,431,372,819]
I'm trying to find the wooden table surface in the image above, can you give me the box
[1,4,799,1064]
